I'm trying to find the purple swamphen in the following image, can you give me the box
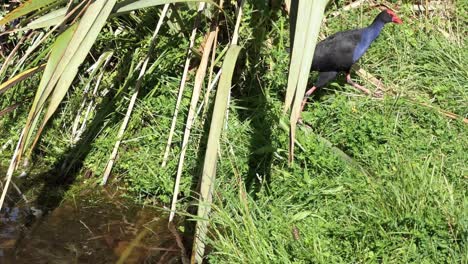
[301,9,403,112]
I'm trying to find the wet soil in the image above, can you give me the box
[0,185,183,264]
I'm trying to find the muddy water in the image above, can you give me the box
[0,185,183,264]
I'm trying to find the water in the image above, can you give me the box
[0,185,183,263]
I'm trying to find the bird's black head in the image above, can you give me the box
[376,9,403,24]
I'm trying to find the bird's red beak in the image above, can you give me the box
[392,16,403,24]
[386,9,403,24]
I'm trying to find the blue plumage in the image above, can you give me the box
[352,20,385,63]
[301,9,402,113]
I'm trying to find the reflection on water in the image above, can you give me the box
[0,206,27,256]
[0,187,182,264]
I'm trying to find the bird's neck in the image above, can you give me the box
[352,20,386,62]
[365,19,385,42]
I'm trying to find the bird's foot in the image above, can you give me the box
[297,86,317,124]
[305,86,317,97]
[297,100,307,124]
[297,117,304,125]
[346,74,371,95]
[373,88,384,98]
[300,97,308,112]
[300,86,317,111]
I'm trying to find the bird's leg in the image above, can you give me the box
[300,86,317,113]
[346,73,371,95]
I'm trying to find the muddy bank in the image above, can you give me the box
[0,182,183,264]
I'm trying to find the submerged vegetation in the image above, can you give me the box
[1,0,467,262]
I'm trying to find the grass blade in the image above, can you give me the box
[0,32,30,78]
[191,45,241,263]
[0,64,46,95]
[0,103,21,119]
[26,7,67,29]
[169,27,217,222]
[114,0,216,14]
[5,1,88,79]
[18,23,79,160]
[0,0,60,26]
[286,0,327,163]
[0,129,24,212]
[24,0,118,156]
[161,2,206,167]
[13,0,216,31]
[71,51,114,141]
[283,1,310,113]
[101,4,170,185]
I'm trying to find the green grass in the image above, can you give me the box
[204,3,467,263]
[0,1,466,263]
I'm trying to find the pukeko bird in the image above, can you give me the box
[301,9,402,112]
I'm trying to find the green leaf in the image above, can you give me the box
[0,64,46,95]
[16,0,216,31]
[113,0,216,14]
[283,1,311,113]
[18,0,119,158]
[28,0,118,154]
[20,23,78,157]
[0,0,61,26]
[192,45,242,263]
[26,7,67,29]
[291,211,313,222]
[285,0,328,163]
[0,103,20,118]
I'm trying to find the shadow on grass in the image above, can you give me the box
[15,48,139,215]
[178,0,287,253]
[235,0,284,193]
[29,82,122,214]
[14,5,193,214]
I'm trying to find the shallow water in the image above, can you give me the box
[0,185,182,264]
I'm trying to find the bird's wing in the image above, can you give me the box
[312,29,362,72]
